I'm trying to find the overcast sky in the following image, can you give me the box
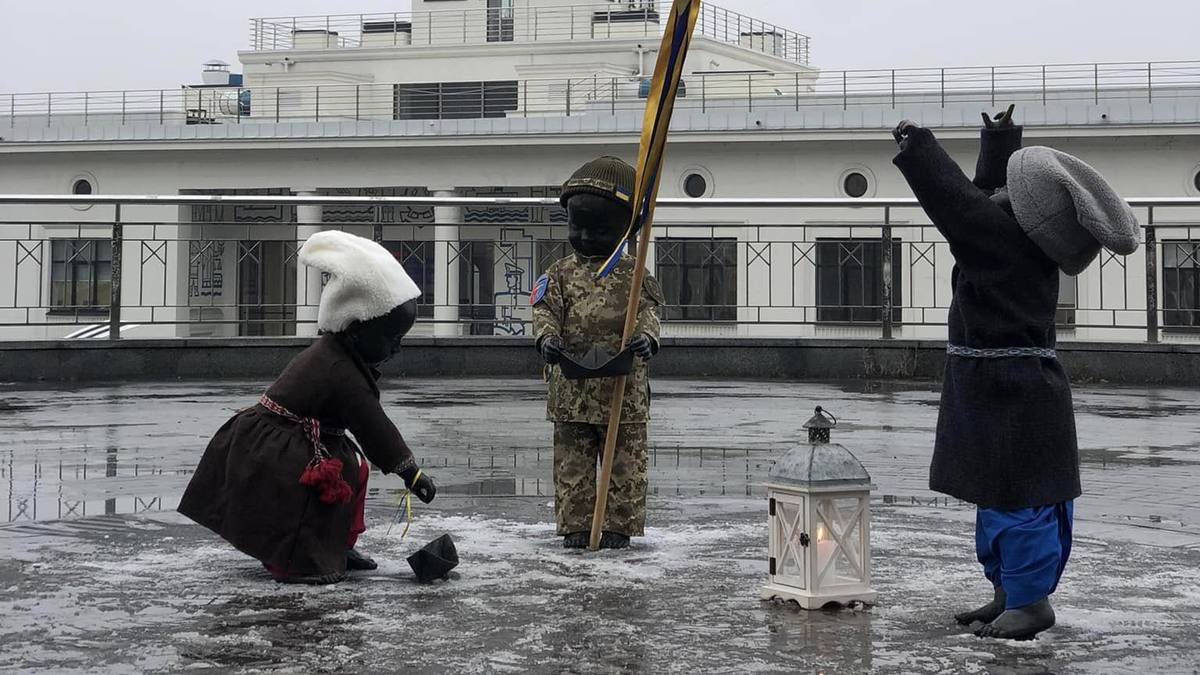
[2,0,1198,92]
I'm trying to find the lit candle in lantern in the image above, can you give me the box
[762,406,877,610]
[815,524,836,581]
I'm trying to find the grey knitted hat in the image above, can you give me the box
[1007,146,1140,276]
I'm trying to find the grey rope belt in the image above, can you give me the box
[947,344,1057,359]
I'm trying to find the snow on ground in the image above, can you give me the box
[1,498,1198,673]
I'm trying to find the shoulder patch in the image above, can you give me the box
[531,274,550,306]
[642,274,666,306]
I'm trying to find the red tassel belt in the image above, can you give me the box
[259,394,353,504]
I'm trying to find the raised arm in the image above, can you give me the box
[973,104,1023,192]
[892,122,1014,247]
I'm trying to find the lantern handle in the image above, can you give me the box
[815,406,837,427]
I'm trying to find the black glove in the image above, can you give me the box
[981,103,1016,129]
[892,119,919,149]
[539,335,565,364]
[399,464,437,504]
[628,333,656,360]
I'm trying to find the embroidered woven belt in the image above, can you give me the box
[259,394,345,461]
[946,344,1057,359]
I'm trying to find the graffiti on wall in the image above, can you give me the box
[492,227,537,336]
[188,241,226,298]
[494,262,529,336]
[322,187,435,225]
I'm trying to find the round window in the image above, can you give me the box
[69,174,97,210]
[843,172,869,198]
[1194,169,1200,193]
[684,173,708,198]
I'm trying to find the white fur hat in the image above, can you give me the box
[298,230,421,333]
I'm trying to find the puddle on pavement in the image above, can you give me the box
[1,444,779,525]
[2,379,1198,531]
[1079,444,1200,467]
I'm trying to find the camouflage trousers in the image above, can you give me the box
[553,422,648,537]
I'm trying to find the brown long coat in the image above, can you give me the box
[178,334,415,577]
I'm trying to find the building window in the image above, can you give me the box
[50,239,112,313]
[656,238,737,321]
[394,83,437,119]
[842,172,869,198]
[683,173,708,198]
[637,78,686,98]
[487,0,514,42]
[483,81,520,117]
[597,6,661,25]
[1163,240,1200,327]
[70,173,97,210]
[394,81,518,120]
[815,239,902,323]
[387,241,437,318]
[237,241,297,337]
[1193,169,1200,193]
[1056,271,1077,327]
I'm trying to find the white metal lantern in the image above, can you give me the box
[762,407,877,609]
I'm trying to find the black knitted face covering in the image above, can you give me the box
[345,299,418,366]
[567,193,630,258]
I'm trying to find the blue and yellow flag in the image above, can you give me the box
[597,0,701,278]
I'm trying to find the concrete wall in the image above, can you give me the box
[3,337,1199,386]
[4,133,1197,211]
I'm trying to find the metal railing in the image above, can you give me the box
[5,61,1199,135]
[2,194,1199,343]
[248,1,811,65]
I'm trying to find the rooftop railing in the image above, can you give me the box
[4,61,1199,135]
[1,194,1198,343]
[248,1,811,65]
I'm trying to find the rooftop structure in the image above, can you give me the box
[247,1,811,64]
[2,0,1199,143]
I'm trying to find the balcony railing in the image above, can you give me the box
[248,1,811,65]
[2,194,1198,342]
[4,61,1199,136]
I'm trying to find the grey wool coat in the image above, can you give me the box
[893,125,1082,510]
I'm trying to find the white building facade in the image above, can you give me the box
[2,1,1199,342]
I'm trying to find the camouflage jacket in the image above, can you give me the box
[533,253,664,424]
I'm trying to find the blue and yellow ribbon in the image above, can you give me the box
[598,0,701,278]
[387,469,422,540]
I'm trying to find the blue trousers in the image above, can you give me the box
[975,501,1073,609]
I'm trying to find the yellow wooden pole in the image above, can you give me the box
[588,0,700,551]
[588,220,656,550]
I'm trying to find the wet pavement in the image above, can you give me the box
[2,379,1200,673]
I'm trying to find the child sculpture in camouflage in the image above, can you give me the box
[532,156,665,550]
